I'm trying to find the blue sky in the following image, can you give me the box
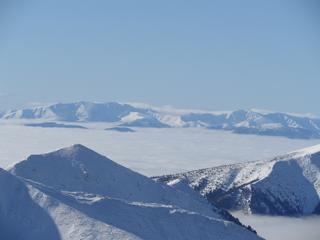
[0,0,319,114]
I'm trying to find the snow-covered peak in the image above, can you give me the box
[3,101,148,122]
[9,145,232,217]
[3,146,262,239]
[10,144,158,202]
[54,143,97,157]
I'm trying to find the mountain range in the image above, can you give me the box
[154,145,320,216]
[2,101,320,139]
[1,144,261,240]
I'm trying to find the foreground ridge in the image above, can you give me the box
[0,144,262,240]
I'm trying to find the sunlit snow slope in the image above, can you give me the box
[1,145,262,240]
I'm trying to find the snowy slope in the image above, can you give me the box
[2,102,320,139]
[3,102,149,122]
[155,144,320,216]
[2,145,261,240]
[182,110,320,139]
[0,168,62,240]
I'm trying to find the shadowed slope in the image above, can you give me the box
[0,168,61,240]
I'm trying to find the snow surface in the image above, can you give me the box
[0,120,319,239]
[156,144,320,215]
[0,120,319,238]
[1,145,262,240]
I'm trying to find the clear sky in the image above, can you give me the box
[0,0,319,114]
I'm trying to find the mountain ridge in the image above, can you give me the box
[2,101,320,139]
[154,144,320,216]
[2,144,262,240]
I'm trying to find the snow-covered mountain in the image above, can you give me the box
[181,110,320,139]
[2,102,149,122]
[155,145,320,216]
[2,101,320,139]
[1,144,261,240]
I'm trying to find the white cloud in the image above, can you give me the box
[233,212,320,240]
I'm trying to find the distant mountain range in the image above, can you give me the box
[1,145,261,240]
[155,144,320,216]
[2,101,320,139]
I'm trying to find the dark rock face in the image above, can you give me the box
[249,187,300,215]
[206,189,239,210]
[205,188,252,212]
[216,208,257,235]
